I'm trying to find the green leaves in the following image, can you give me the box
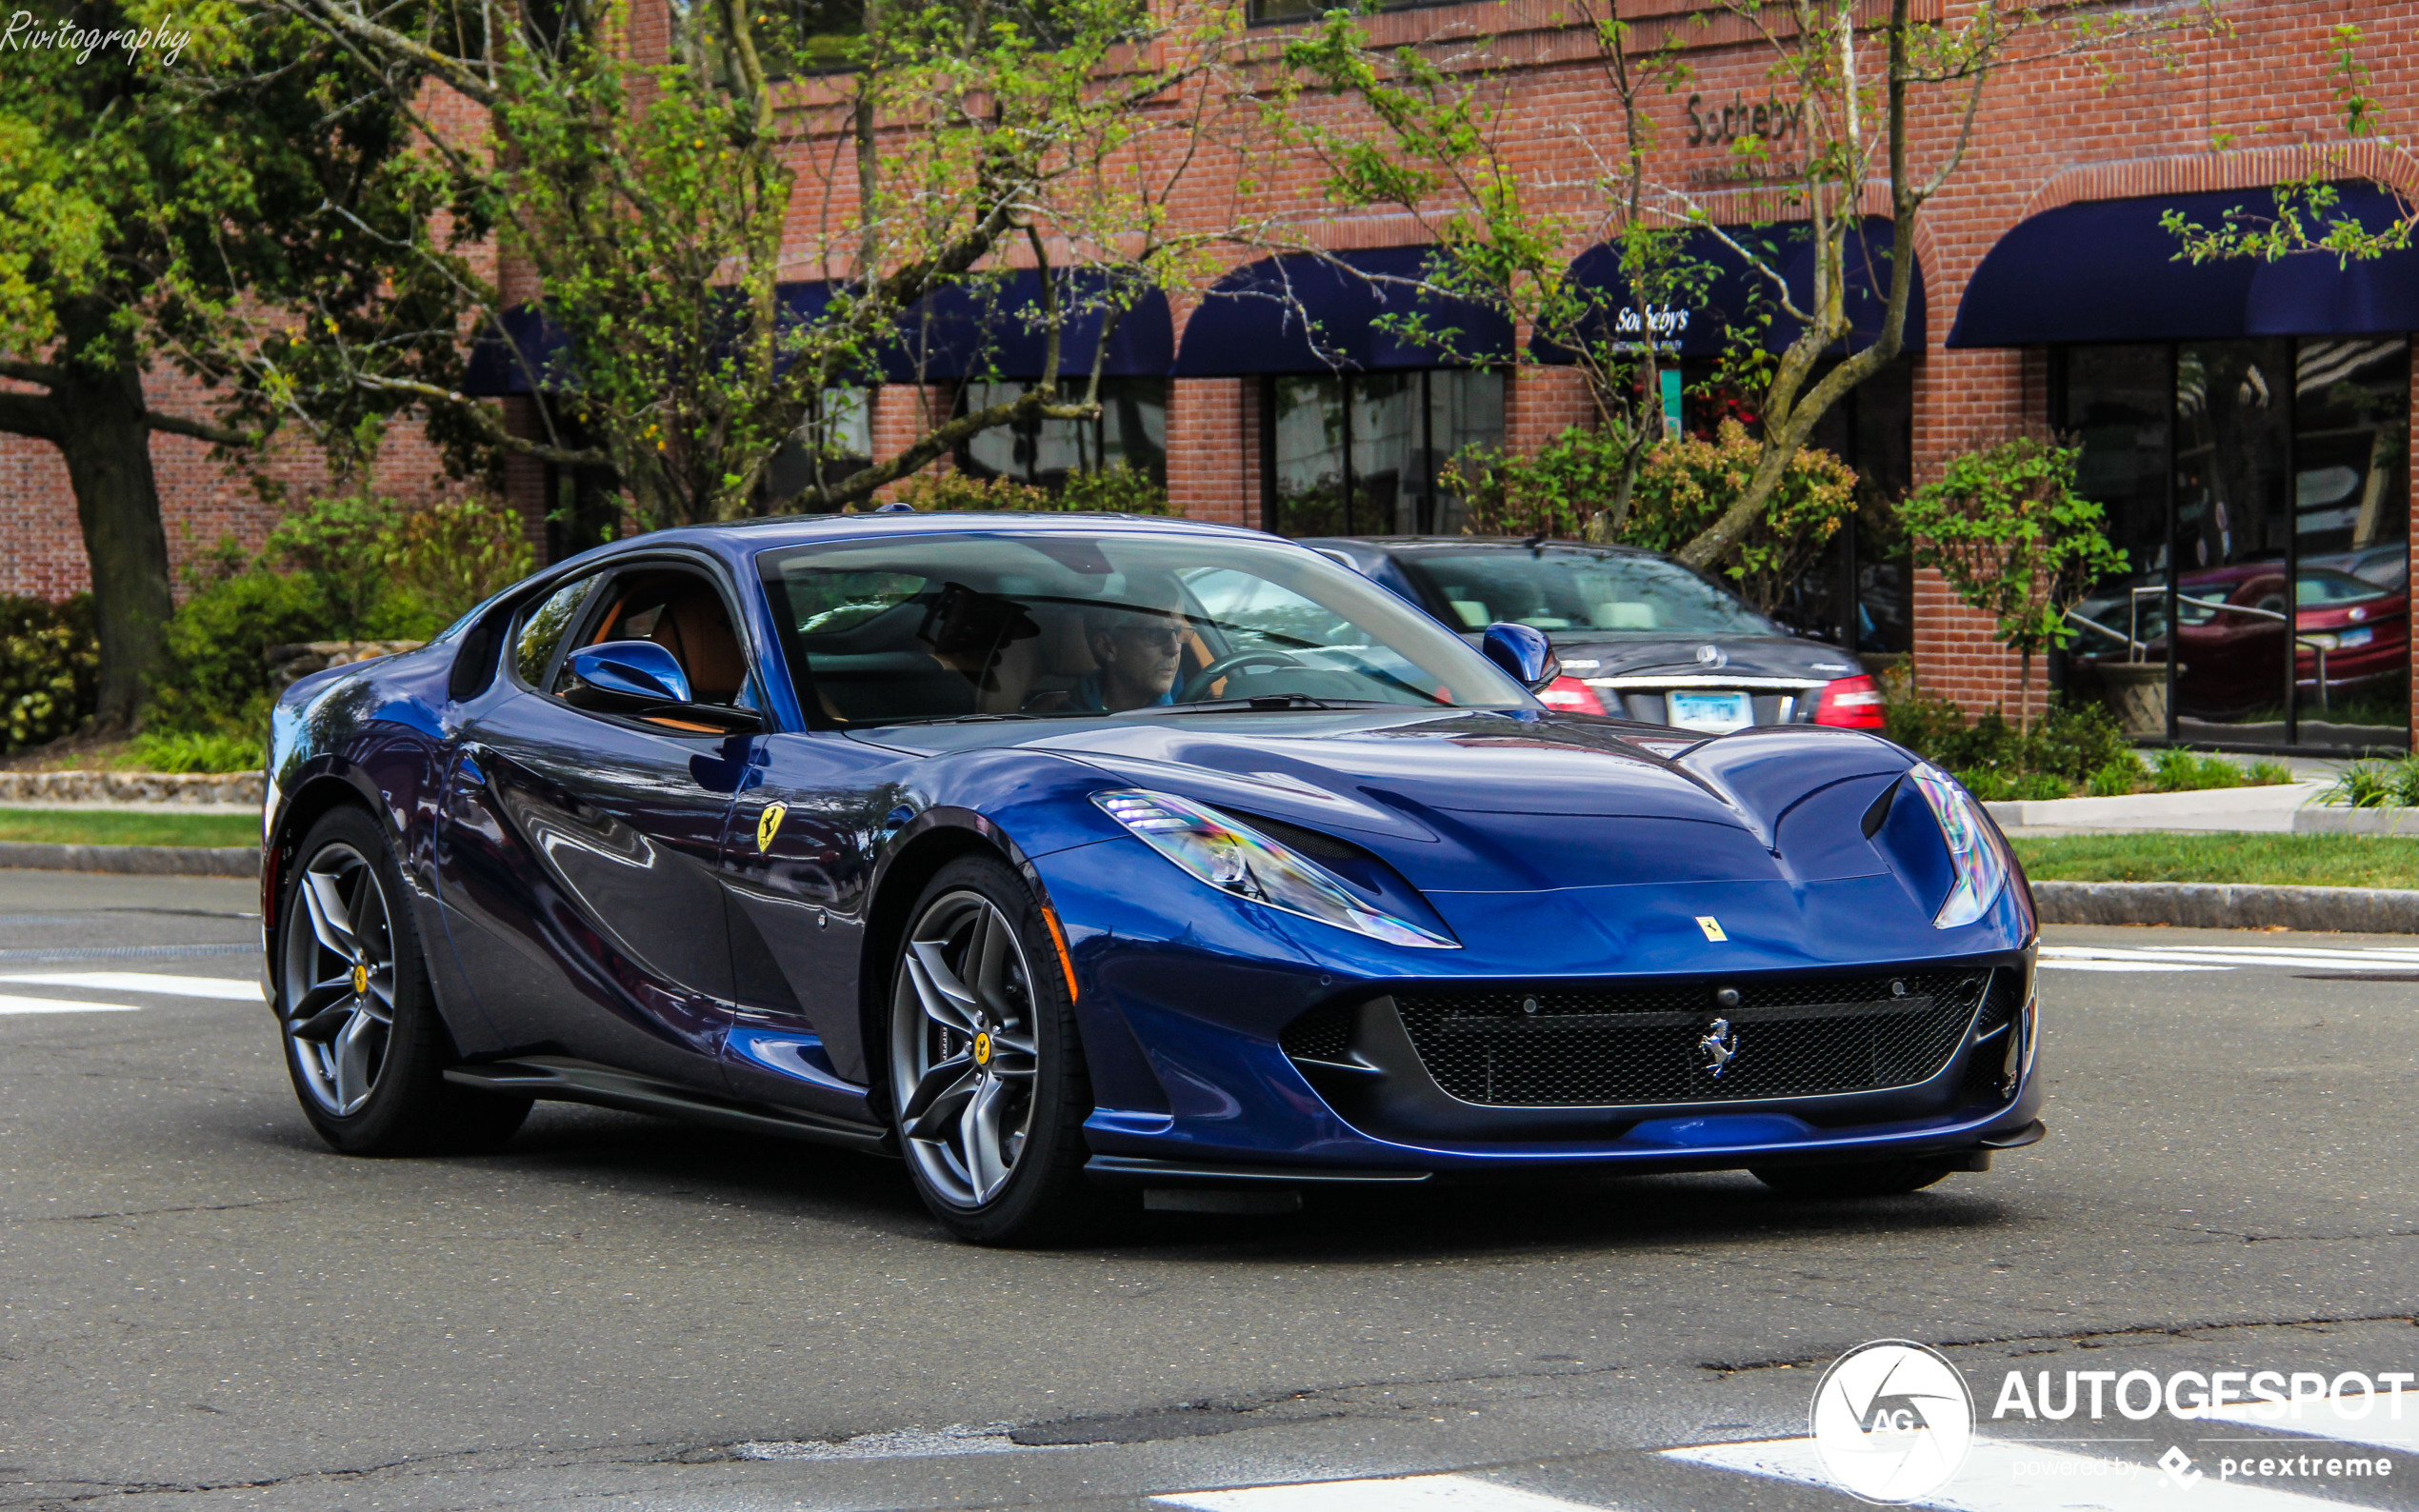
[1896,436,2128,660]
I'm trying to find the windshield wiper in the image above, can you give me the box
[1136,695,1403,715]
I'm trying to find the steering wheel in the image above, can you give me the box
[1181,649,1306,702]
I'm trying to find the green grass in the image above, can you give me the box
[2012,832,2419,889]
[0,807,259,847]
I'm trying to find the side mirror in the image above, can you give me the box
[570,640,692,705]
[1481,622,1561,691]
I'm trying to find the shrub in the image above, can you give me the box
[388,496,538,627]
[130,730,261,774]
[2023,700,2134,785]
[1882,687,2149,798]
[266,487,407,641]
[1895,436,2127,735]
[147,570,328,739]
[2152,749,2245,792]
[2086,755,2148,797]
[2322,757,2419,808]
[2244,759,2295,788]
[0,594,100,751]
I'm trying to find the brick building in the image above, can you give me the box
[5,0,2413,751]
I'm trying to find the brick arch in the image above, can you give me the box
[2020,143,2419,221]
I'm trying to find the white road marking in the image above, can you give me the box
[0,994,139,1016]
[2200,1398,2419,1455]
[1153,1474,1599,1511]
[0,971,262,1002]
[1664,1434,2353,1509]
[2040,945,2419,973]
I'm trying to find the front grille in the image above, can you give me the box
[1280,1000,1355,1064]
[1393,970,1993,1107]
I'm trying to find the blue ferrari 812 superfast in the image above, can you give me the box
[261,512,2042,1243]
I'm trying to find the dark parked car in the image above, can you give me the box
[262,514,2041,1244]
[1302,537,1889,733]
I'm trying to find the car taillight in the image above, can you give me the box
[1537,675,1606,715]
[1812,673,1886,728]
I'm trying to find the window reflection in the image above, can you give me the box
[1266,369,1503,537]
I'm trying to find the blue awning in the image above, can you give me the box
[1538,218,1923,362]
[1170,246,1516,376]
[464,275,1174,395]
[464,306,570,396]
[881,269,1173,383]
[1948,182,2419,348]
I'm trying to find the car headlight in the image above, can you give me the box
[1907,763,2009,928]
[1092,789,1457,949]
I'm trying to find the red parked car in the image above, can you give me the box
[2072,564,2407,720]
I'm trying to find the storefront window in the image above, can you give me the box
[2057,338,2409,752]
[763,387,872,508]
[1264,369,1504,537]
[957,377,1167,488]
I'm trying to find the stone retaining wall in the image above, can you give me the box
[0,771,265,806]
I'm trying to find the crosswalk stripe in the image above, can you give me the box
[1663,1435,2355,1509]
[2200,1401,2419,1455]
[0,994,139,1016]
[2039,945,2419,971]
[2040,960,2233,972]
[1152,1474,1599,1511]
[0,971,262,1002]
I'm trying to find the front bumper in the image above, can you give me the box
[1037,837,2045,1182]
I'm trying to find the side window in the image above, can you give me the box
[556,567,751,709]
[514,575,603,688]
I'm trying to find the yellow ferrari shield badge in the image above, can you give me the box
[1695,915,1728,943]
[756,802,789,853]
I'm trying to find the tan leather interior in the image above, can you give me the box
[579,571,747,706]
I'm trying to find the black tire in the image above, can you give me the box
[1750,1159,1957,1198]
[886,855,1097,1244]
[275,806,530,1156]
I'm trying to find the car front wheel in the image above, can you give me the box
[888,856,1095,1244]
[277,806,530,1156]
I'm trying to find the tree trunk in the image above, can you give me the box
[52,366,174,734]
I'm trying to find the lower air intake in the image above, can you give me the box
[1393,970,1993,1107]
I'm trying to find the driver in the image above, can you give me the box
[1069,574,1188,712]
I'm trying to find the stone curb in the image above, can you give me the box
[0,771,265,806]
[2032,880,2419,933]
[0,843,258,878]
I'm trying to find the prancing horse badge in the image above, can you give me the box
[1695,915,1727,942]
[756,802,789,853]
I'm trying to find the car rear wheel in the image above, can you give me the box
[1750,1159,1957,1199]
[888,856,1095,1244]
[277,806,530,1156]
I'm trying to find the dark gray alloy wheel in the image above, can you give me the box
[277,806,530,1155]
[1750,1159,1957,1198]
[889,856,1097,1244]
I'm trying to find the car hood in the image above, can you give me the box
[857,709,1917,893]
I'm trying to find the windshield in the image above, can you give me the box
[757,530,1532,726]
[1399,547,1776,639]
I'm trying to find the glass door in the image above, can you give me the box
[2170,340,2295,743]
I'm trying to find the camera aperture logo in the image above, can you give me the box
[1812,1341,1976,1503]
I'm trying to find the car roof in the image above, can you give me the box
[542,509,1282,580]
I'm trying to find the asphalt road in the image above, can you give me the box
[3,869,2415,1512]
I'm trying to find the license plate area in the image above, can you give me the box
[1667,690,1752,731]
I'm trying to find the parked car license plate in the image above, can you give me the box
[1668,690,1752,731]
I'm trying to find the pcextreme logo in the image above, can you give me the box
[1811,1340,1976,1503]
